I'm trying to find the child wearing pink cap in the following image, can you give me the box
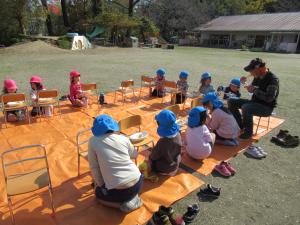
[29,76,52,117]
[2,79,25,122]
[69,70,88,107]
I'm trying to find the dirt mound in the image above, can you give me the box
[0,40,70,55]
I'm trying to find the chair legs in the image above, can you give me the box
[48,184,55,215]
[77,154,81,177]
[7,196,15,225]
[255,116,271,135]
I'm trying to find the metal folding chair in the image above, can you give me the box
[35,89,61,119]
[114,80,135,103]
[76,128,92,176]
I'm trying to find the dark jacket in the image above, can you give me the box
[252,70,279,108]
[149,135,181,174]
[223,86,241,100]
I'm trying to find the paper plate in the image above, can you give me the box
[129,131,148,142]
[6,101,23,107]
[39,98,53,103]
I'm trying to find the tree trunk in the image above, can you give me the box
[41,0,53,35]
[92,0,102,17]
[15,11,26,34]
[61,0,70,27]
[128,0,134,17]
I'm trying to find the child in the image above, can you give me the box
[199,72,215,95]
[149,110,182,176]
[175,71,189,104]
[69,70,88,107]
[29,76,52,117]
[88,114,143,213]
[223,78,241,100]
[201,92,240,146]
[2,79,25,122]
[151,68,166,98]
[186,106,215,160]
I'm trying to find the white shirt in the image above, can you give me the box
[186,125,212,159]
[88,133,141,190]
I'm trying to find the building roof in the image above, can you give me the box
[194,12,300,32]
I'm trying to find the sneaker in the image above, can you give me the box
[255,146,268,156]
[214,164,231,177]
[182,204,200,224]
[152,213,172,225]
[239,133,252,140]
[276,130,289,139]
[282,135,299,147]
[245,145,265,159]
[158,206,174,217]
[199,184,221,198]
[120,195,143,213]
[222,161,236,175]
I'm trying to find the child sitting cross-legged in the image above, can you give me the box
[88,114,144,213]
[151,68,166,98]
[186,106,215,160]
[175,71,189,104]
[69,70,88,107]
[201,92,240,146]
[149,110,182,176]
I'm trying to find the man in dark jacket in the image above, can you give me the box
[228,58,279,140]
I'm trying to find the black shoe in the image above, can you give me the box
[282,135,299,147]
[152,212,172,225]
[198,184,221,198]
[276,130,289,139]
[239,133,252,140]
[158,206,174,217]
[182,204,200,224]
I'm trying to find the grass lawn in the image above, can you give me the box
[0,41,300,225]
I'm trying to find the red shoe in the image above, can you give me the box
[222,161,236,175]
[214,163,231,177]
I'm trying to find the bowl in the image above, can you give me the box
[129,131,148,142]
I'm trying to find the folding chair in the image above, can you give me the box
[255,116,271,135]
[76,128,92,176]
[114,80,135,103]
[1,144,55,225]
[139,75,154,98]
[190,96,203,109]
[36,89,61,118]
[164,104,181,117]
[1,93,30,127]
[118,115,155,163]
[162,80,178,104]
[81,83,98,104]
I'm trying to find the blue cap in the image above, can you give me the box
[179,71,189,78]
[156,68,166,77]
[200,92,224,109]
[188,106,207,128]
[92,114,119,136]
[230,78,241,87]
[201,72,211,79]
[155,110,180,137]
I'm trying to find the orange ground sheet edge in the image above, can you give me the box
[0,88,284,224]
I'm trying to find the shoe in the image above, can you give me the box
[182,204,200,224]
[152,213,172,225]
[120,195,143,213]
[158,206,174,217]
[245,145,265,159]
[216,139,239,146]
[255,146,268,156]
[239,133,252,140]
[214,163,231,177]
[222,161,236,175]
[198,184,221,198]
[282,135,299,147]
[276,130,289,139]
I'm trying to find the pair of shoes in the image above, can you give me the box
[271,130,299,147]
[182,204,200,224]
[239,132,253,140]
[245,145,266,159]
[152,206,185,225]
[198,184,221,198]
[214,161,236,177]
[253,145,268,156]
[120,195,143,213]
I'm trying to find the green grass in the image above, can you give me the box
[0,42,300,225]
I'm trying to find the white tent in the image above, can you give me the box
[71,36,92,50]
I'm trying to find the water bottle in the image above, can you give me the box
[99,91,105,105]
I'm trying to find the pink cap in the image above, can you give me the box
[4,79,18,90]
[69,70,80,81]
[30,75,42,83]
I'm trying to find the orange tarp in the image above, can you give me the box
[0,89,284,224]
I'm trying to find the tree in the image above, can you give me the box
[61,0,70,27]
[111,0,141,17]
[41,0,53,35]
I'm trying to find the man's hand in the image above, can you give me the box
[245,85,256,93]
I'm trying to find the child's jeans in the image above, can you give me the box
[95,175,144,203]
[151,89,165,98]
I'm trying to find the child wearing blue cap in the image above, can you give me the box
[151,68,166,98]
[223,78,241,100]
[199,72,215,95]
[175,71,189,104]
[201,92,240,146]
[88,114,143,213]
[149,110,182,176]
[186,106,215,160]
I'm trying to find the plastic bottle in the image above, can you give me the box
[99,90,105,105]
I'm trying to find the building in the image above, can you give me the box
[193,12,300,53]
